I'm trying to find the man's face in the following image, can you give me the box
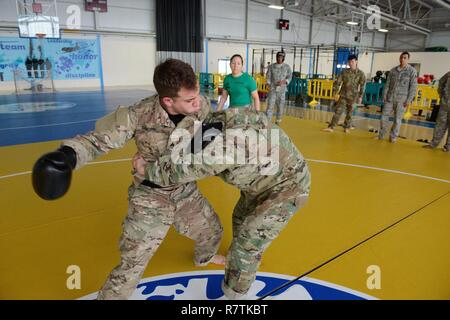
[399,54,409,66]
[168,86,201,115]
[348,59,357,70]
[276,55,284,64]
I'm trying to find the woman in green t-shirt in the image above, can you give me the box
[216,54,260,111]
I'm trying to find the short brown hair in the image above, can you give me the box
[401,51,410,58]
[153,59,197,98]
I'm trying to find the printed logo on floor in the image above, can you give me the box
[79,271,376,300]
[0,102,76,113]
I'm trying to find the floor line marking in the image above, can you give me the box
[306,159,450,184]
[1,158,449,184]
[0,119,98,131]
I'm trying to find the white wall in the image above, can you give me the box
[280,10,310,45]
[101,35,155,87]
[357,51,375,78]
[427,31,450,49]
[247,2,282,42]
[204,40,247,74]
[387,33,427,51]
[372,52,450,79]
[310,20,335,45]
[386,30,450,51]
[205,0,246,39]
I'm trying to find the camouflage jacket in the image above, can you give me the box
[333,68,366,100]
[62,94,212,186]
[266,63,293,92]
[144,108,311,196]
[383,64,418,103]
[438,71,450,105]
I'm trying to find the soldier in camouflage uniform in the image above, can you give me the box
[61,59,224,299]
[134,107,311,299]
[423,71,450,152]
[322,55,366,133]
[377,52,418,142]
[266,51,293,125]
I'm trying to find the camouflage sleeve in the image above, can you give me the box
[383,71,392,101]
[359,72,366,99]
[266,65,272,86]
[62,105,137,169]
[438,72,450,97]
[407,69,418,104]
[333,73,343,94]
[145,131,241,186]
[144,155,233,187]
[285,64,293,85]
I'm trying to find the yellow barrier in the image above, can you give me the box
[411,84,440,111]
[254,75,269,94]
[404,84,440,119]
[307,79,335,107]
[213,73,225,90]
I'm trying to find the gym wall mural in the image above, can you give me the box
[0,36,100,81]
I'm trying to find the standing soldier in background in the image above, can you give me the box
[322,55,366,133]
[31,59,225,300]
[133,108,311,299]
[423,71,450,152]
[377,52,418,143]
[266,51,292,125]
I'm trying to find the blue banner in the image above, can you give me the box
[0,36,100,81]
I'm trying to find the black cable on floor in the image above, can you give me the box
[257,190,450,300]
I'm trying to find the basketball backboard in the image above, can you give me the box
[16,0,60,38]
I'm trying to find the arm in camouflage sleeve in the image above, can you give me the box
[62,106,136,169]
[145,127,245,186]
[266,65,272,86]
[407,69,418,104]
[285,64,293,85]
[438,72,450,98]
[144,155,233,187]
[333,73,343,95]
[358,72,366,99]
[383,71,392,101]
[145,132,242,186]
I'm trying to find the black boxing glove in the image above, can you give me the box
[32,145,77,200]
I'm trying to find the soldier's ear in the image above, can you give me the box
[161,97,174,108]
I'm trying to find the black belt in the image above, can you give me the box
[141,179,162,188]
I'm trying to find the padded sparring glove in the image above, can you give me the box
[191,122,223,154]
[32,145,77,200]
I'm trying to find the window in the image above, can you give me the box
[218,59,231,75]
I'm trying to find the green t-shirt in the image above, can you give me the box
[223,72,257,107]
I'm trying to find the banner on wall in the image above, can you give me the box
[0,37,100,81]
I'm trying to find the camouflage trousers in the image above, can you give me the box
[97,182,223,300]
[266,88,286,122]
[221,170,311,299]
[328,97,355,129]
[430,104,450,149]
[379,96,408,141]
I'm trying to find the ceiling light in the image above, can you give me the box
[268,5,284,9]
[346,21,358,26]
[378,28,388,32]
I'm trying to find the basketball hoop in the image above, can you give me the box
[35,33,46,39]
